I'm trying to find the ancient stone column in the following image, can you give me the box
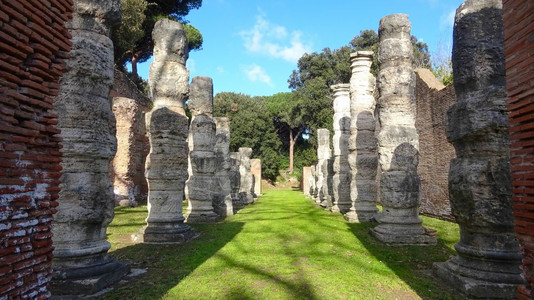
[302,166,312,197]
[251,159,262,197]
[331,84,352,213]
[370,14,436,245]
[51,1,130,294]
[434,1,524,297]
[316,128,333,207]
[213,117,234,218]
[238,147,255,205]
[229,152,243,211]
[185,76,220,223]
[141,19,197,243]
[345,51,378,223]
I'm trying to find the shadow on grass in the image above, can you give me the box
[102,218,245,299]
[347,221,462,300]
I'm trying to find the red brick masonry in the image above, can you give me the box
[503,0,534,298]
[0,0,73,298]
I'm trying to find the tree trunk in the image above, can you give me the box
[289,130,294,174]
[131,54,138,76]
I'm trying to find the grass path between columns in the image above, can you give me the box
[105,190,462,300]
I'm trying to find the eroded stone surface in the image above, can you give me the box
[141,19,197,242]
[51,0,129,294]
[316,129,333,208]
[331,84,351,214]
[213,117,234,218]
[239,147,255,205]
[185,76,220,223]
[434,1,524,297]
[371,14,436,245]
[344,51,379,223]
[251,159,262,197]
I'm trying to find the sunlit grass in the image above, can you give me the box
[105,190,461,300]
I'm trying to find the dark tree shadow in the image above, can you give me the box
[102,219,244,299]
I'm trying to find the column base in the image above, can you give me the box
[51,257,130,296]
[343,210,377,223]
[330,204,351,214]
[134,223,199,244]
[185,211,221,223]
[434,260,523,299]
[370,225,437,245]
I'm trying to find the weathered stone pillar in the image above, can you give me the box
[370,14,436,245]
[302,166,312,196]
[331,84,352,213]
[185,76,220,223]
[229,152,243,211]
[213,117,234,218]
[238,147,255,205]
[141,19,197,243]
[434,1,524,297]
[316,128,333,207]
[51,1,130,294]
[345,51,378,223]
[251,159,262,197]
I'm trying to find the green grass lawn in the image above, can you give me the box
[104,190,462,300]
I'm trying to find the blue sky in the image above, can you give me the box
[135,0,464,97]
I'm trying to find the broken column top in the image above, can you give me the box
[350,51,374,60]
[331,83,350,93]
[149,19,190,111]
[152,18,189,64]
[189,76,214,117]
[239,147,252,157]
[317,128,331,160]
[378,14,411,39]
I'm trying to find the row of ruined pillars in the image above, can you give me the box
[305,2,529,299]
[50,15,261,295]
[1,0,532,299]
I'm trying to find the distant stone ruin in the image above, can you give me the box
[239,147,256,205]
[434,1,524,297]
[141,19,198,243]
[316,128,333,208]
[370,14,436,245]
[51,0,131,294]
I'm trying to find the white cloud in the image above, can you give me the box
[216,66,225,73]
[440,9,456,32]
[239,15,311,63]
[243,64,272,86]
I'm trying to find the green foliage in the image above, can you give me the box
[106,190,461,299]
[411,35,432,69]
[112,0,203,71]
[183,23,203,51]
[350,29,379,76]
[213,92,282,182]
[112,0,147,64]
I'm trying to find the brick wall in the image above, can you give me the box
[503,0,534,298]
[415,69,456,220]
[0,0,73,298]
[110,69,151,206]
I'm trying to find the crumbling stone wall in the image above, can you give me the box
[503,0,534,298]
[0,0,73,298]
[414,69,455,220]
[110,69,151,206]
